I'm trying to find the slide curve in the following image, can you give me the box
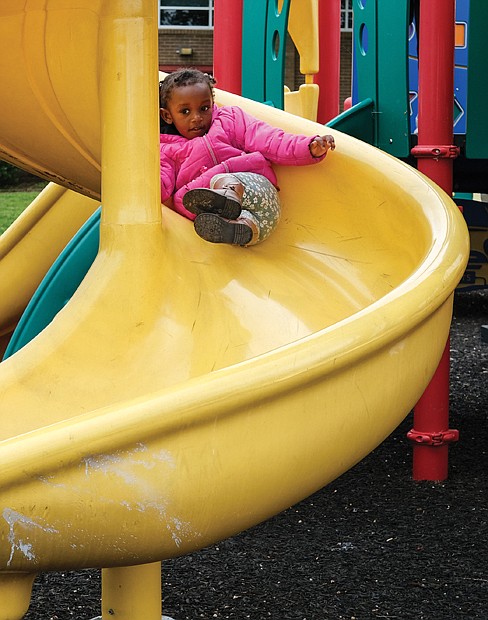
[0,0,469,591]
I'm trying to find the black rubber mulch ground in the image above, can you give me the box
[22,290,487,620]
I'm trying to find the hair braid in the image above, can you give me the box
[159,68,216,109]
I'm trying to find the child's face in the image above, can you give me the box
[160,82,213,139]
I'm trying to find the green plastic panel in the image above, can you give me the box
[376,0,410,156]
[242,0,268,103]
[354,0,378,127]
[263,0,291,110]
[353,0,410,156]
[466,0,488,158]
[327,98,375,144]
[241,0,291,109]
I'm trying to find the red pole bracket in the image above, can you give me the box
[411,145,460,159]
[406,428,459,446]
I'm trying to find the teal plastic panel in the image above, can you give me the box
[263,0,291,110]
[352,0,410,156]
[327,98,375,144]
[353,0,378,128]
[466,0,488,158]
[242,0,268,103]
[376,0,410,156]
[241,0,291,109]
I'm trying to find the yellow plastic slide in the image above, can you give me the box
[0,184,99,349]
[0,1,469,617]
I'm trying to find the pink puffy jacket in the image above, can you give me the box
[160,104,325,220]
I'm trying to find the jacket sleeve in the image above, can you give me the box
[160,147,177,204]
[172,152,275,220]
[230,106,326,166]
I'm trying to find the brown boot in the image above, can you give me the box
[194,213,253,246]
[183,180,243,219]
[212,175,245,198]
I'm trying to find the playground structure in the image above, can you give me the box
[334,0,487,480]
[0,1,470,618]
[216,0,488,481]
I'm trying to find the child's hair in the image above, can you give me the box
[159,68,216,109]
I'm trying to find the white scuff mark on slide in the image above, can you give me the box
[79,444,199,547]
[3,508,58,567]
[167,516,193,547]
[81,444,176,484]
[80,445,178,511]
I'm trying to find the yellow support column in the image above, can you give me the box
[101,563,162,620]
[96,4,164,618]
[0,572,36,620]
[98,0,161,229]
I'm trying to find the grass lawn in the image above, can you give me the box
[0,186,46,234]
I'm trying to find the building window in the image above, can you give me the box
[159,1,214,29]
[341,0,353,32]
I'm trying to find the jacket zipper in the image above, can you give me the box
[203,134,231,174]
[203,134,219,166]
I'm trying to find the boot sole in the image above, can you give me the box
[183,188,242,219]
[194,214,253,246]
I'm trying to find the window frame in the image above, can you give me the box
[158,1,352,33]
[158,1,214,30]
[341,0,353,32]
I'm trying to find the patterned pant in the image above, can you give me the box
[211,172,281,245]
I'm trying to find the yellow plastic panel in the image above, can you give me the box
[0,1,469,582]
[288,0,319,75]
[284,0,319,120]
[284,83,319,120]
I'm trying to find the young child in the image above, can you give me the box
[159,68,335,246]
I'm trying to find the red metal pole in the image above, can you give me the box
[409,0,459,481]
[315,0,341,123]
[213,0,243,95]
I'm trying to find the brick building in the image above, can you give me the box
[158,6,353,114]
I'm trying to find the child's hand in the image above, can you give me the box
[309,134,336,158]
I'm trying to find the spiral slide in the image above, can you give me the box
[0,2,469,617]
